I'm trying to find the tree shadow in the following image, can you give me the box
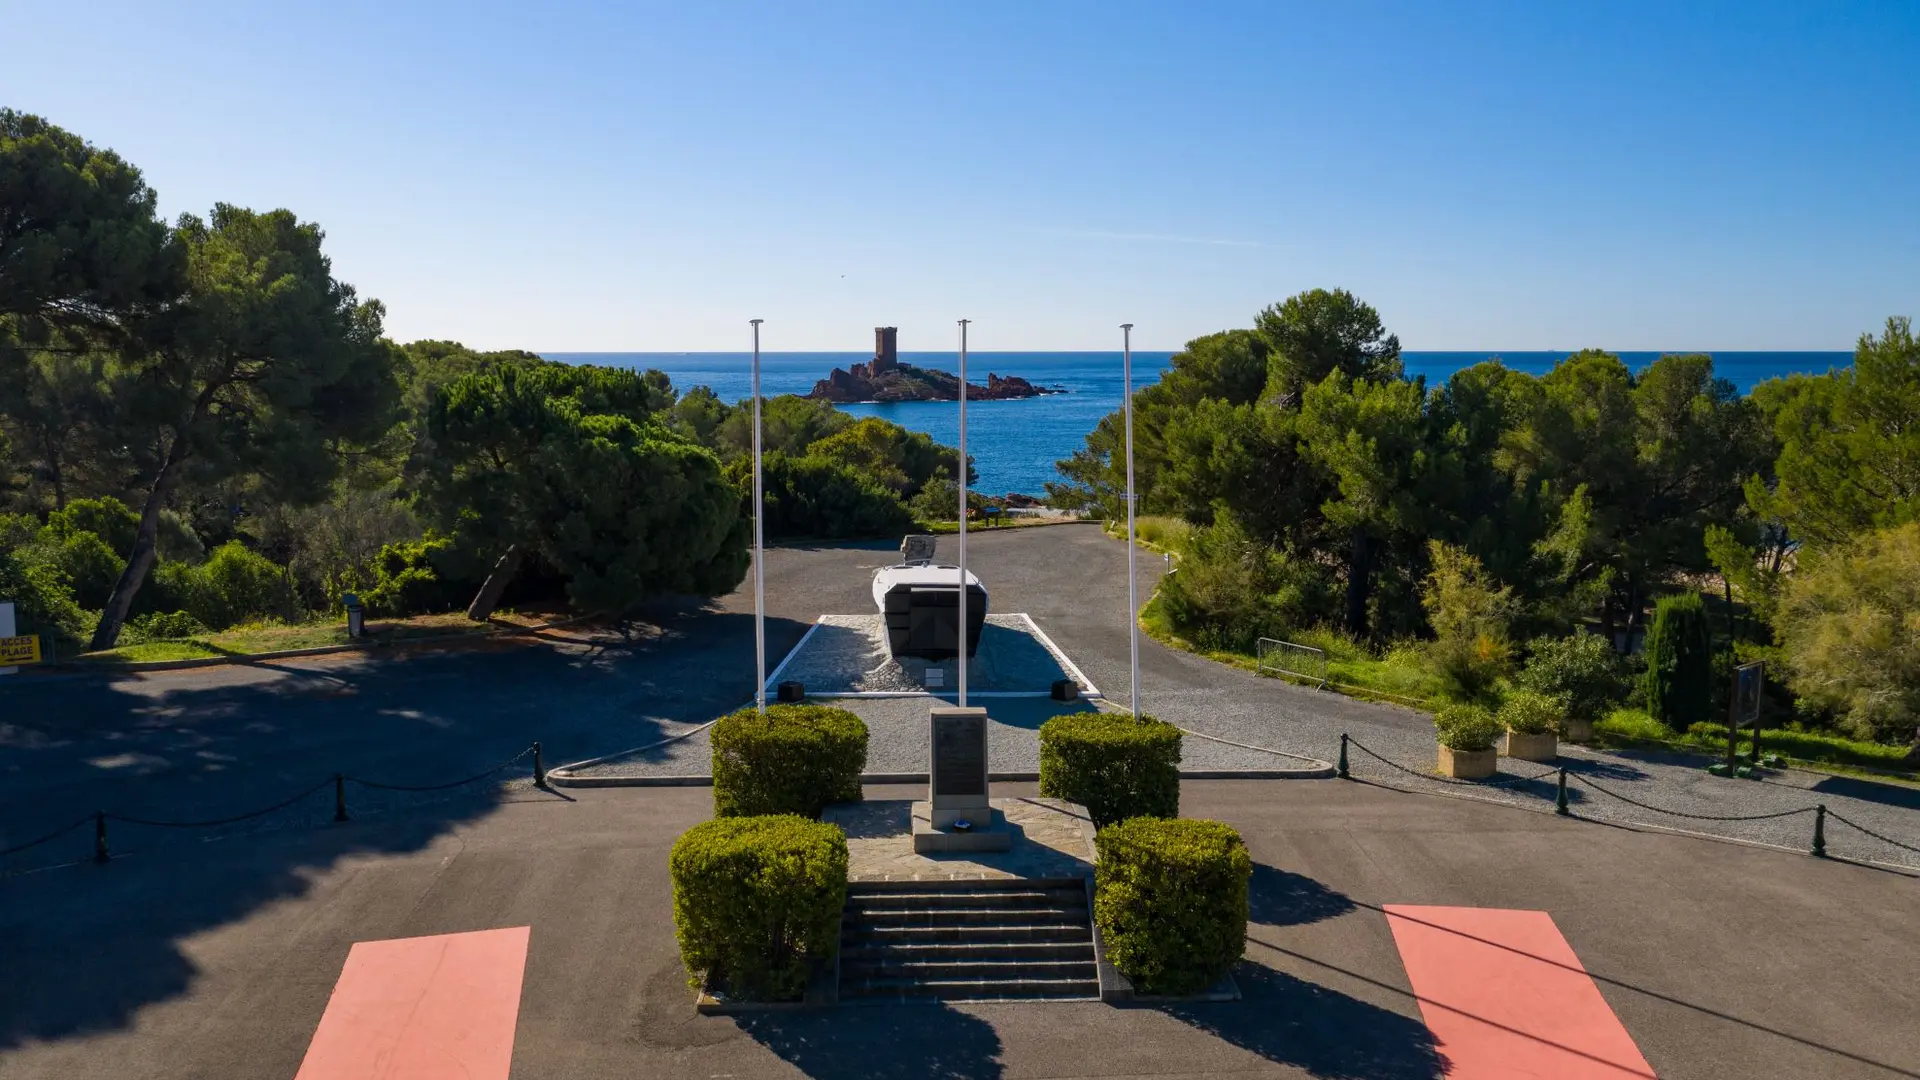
[0,606,812,1053]
[1560,756,1651,782]
[735,1002,1004,1079]
[1160,963,1446,1080]
[1248,864,1357,927]
[974,698,1094,732]
[1808,774,1920,813]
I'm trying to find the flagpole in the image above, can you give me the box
[957,318,970,708]
[1122,323,1139,716]
[751,318,766,714]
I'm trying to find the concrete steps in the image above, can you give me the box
[839,880,1097,1002]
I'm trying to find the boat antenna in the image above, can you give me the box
[751,318,766,714]
[1123,323,1139,716]
[957,318,970,707]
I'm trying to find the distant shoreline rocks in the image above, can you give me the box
[805,325,1066,403]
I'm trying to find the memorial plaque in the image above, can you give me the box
[933,711,987,797]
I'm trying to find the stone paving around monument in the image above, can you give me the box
[824,797,1097,881]
[769,613,1096,696]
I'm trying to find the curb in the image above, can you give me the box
[549,766,1334,789]
[41,615,594,675]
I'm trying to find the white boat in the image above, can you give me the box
[872,536,987,659]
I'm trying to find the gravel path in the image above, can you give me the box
[772,613,1088,694]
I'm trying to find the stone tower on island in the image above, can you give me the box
[872,326,899,373]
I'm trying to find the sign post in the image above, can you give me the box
[0,601,40,674]
[1726,661,1764,772]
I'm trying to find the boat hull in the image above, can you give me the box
[873,570,987,659]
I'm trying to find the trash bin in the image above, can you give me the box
[343,593,364,639]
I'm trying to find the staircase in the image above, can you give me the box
[838,879,1100,1002]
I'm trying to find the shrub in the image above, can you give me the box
[1421,541,1518,701]
[1518,632,1625,723]
[42,528,124,610]
[44,496,139,558]
[1497,690,1563,735]
[669,815,848,1001]
[742,452,915,540]
[365,536,471,616]
[1155,515,1339,653]
[0,545,90,651]
[144,541,296,630]
[1773,523,1920,744]
[711,704,868,818]
[1433,703,1501,751]
[1094,817,1251,995]
[1038,712,1181,828]
[123,610,212,643]
[1644,592,1713,731]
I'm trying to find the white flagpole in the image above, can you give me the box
[1122,323,1139,716]
[751,319,766,714]
[957,318,970,708]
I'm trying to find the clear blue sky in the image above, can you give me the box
[5,1,1914,352]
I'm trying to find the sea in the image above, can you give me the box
[543,351,1853,497]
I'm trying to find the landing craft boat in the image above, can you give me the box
[872,535,986,659]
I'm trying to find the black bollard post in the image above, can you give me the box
[94,811,109,864]
[1556,768,1570,816]
[533,742,547,789]
[334,773,349,823]
[1337,734,1350,779]
[1812,804,1827,858]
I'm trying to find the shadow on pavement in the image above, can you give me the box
[1248,864,1357,927]
[0,606,808,1054]
[735,1003,1004,1079]
[1808,773,1920,812]
[1162,963,1446,1080]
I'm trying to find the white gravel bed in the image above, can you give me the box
[771,614,1088,695]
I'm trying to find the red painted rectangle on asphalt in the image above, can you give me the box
[1384,905,1654,1079]
[295,926,530,1080]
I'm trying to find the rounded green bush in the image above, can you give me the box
[1095,817,1251,995]
[1433,703,1501,751]
[1038,711,1181,828]
[711,704,868,818]
[669,815,848,1002]
[1518,632,1624,722]
[1497,690,1564,735]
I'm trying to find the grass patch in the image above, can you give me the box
[1597,707,1917,778]
[1102,515,1193,556]
[76,611,553,665]
[1137,592,1440,708]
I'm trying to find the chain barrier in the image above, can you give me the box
[1,815,95,858]
[107,778,336,829]
[1565,773,1818,823]
[347,746,536,793]
[1347,738,1560,789]
[1340,733,1920,869]
[4,743,545,874]
[1826,810,1920,856]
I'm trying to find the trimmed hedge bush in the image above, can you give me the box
[711,704,868,818]
[1095,817,1251,995]
[1497,690,1563,735]
[669,815,848,1001]
[1433,703,1501,751]
[1038,712,1181,828]
[1518,632,1625,723]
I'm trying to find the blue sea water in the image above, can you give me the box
[544,350,1853,497]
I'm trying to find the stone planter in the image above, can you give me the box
[1503,730,1558,763]
[1437,744,1497,779]
[1563,717,1594,744]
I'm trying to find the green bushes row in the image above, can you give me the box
[1038,712,1181,828]
[1095,817,1250,995]
[711,704,869,818]
[669,815,848,1001]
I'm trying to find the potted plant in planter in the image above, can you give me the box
[1517,632,1625,744]
[1433,704,1502,779]
[1497,690,1562,763]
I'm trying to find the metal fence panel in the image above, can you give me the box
[1257,637,1328,688]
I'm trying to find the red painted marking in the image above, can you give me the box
[295,926,530,1080]
[1385,905,1655,1079]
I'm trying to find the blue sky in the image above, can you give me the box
[5,1,1915,352]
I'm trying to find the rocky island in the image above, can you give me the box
[806,327,1063,403]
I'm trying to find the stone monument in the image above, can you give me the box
[914,706,1012,852]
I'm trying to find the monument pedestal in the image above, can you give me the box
[919,705,1010,852]
[911,801,1013,853]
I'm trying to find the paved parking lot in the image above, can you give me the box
[3,779,1916,1079]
